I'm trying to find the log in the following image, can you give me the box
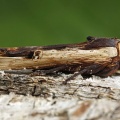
[0,72,120,119]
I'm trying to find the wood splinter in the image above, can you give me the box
[0,36,120,83]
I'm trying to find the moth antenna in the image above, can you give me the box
[86,36,95,42]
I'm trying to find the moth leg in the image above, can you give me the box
[96,62,119,77]
[31,66,66,76]
[63,64,105,84]
[62,69,86,84]
[4,69,33,74]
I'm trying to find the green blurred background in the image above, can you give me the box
[0,0,120,47]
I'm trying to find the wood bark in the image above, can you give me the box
[0,72,120,120]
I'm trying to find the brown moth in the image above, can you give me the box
[0,36,120,83]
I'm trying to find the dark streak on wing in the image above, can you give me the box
[41,42,87,50]
[0,42,88,58]
[84,38,119,49]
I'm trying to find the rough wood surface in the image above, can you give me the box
[0,71,120,120]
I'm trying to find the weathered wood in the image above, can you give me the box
[0,72,120,100]
[0,72,120,120]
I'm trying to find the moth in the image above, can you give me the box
[0,36,120,83]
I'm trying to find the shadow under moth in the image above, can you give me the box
[0,36,120,83]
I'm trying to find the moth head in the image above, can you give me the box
[118,42,120,57]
